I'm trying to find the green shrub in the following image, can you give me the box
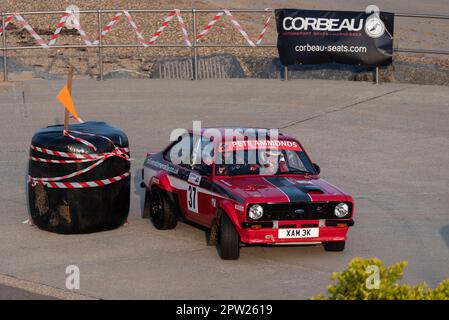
[312,257,449,300]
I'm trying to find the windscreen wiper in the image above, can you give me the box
[228,170,259,176]
[277,169,311,175]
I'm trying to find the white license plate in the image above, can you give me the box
[278,228,319,239]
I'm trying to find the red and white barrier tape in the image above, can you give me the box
[174,9,192,47]
[30,144,129,160]
[48,12,71,46]
[1,9,272,47]
[0,11,109,47]
[29,130,131,188]
[49,11,123,47]
[70,14,94,46]
[31,145,100,159]
[93,12,123,45]
[196,12,224,41]
[256,10,272,45]
[30,155,110,183]
[124,10,148,45]
[1,10,175,47]
[66,130,130,157]
[223,9,255,47]
[30,156,99,164]
[36,172,130,189]
[124,10,191,46]
[64,130,97,151]
[147,10,176,45]
[196,9,273,45]
[0,15,14,35]
[12,13,49,48]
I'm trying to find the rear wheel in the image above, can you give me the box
[217,214,240,260]
[150,188,177,230]
[323,241,345,252]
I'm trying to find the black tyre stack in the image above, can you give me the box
[27,121,130,234]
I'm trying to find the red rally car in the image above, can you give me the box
[141,128,354,260]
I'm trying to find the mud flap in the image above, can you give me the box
[206,220,218,246]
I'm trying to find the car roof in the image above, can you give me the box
[187,127,299,142]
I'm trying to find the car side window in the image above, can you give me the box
[284,149,314,173]
[284,150,305,171]
[164,134,193,166]
[192,135,214,176]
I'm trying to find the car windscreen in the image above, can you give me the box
[215,148,315,176]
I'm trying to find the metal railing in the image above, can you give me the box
[1,8,449,81]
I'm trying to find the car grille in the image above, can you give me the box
[248,202,351,221]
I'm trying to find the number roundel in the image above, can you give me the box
[187,185,198,213]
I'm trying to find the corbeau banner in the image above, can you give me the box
[276,9,394,66]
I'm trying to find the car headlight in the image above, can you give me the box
[248,204,264,220]
[334,203,349,218]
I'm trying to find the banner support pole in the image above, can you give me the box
[284,65,288,81]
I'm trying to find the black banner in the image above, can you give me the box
[276,9,394,66]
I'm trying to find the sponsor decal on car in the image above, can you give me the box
[147,159,179,175]
[219,140,301,152]
[188,172,202,185]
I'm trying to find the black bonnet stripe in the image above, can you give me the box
[264,177,311,202]
[297,185,323,193]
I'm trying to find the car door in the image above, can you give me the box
[162,133,195,219]
[185,135,216,226]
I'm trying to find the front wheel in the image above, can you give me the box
[217,214,240,260]
[323,241,345,252]
[149,188,177,230]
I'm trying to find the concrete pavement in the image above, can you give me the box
[0,79,448,299]
[0,284,57,300]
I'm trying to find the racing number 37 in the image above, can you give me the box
[188,185,198,213]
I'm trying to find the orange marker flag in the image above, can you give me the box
[57,85,83,123]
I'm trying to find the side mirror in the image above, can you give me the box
[313,163,321,175]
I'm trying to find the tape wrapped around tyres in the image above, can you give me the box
[27,121,130,234]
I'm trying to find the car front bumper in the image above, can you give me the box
[238,220,353,245]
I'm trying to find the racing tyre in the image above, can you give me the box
[150,188,177,230]
[218,214,240,260]
[323,241,345,252]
